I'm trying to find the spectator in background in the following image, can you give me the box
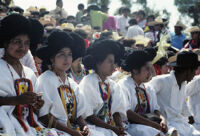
[126,18,144,39]
[66,15,76,25]
[117,7,130,36]
[81,15,91,25]
[147,15,155,24]
[123,39,136,48]
[87,4,108,31]
[145,21,158,45]
[50,0,68,19]
[152,17,167,43]
[184,26,200,49]
[137,10,146,29]
[131,11,138,19]
[170,21,186,50]
[144,15,155,32]
[115,7,124,27]
[102,5,117,31]
[76,3,85,24]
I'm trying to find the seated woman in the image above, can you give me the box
[79,39,130,136]
[118,50,169,136]
[0,14,56,136]
[67,32,86,84]
[36,30,104,136]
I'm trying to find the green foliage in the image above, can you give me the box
[88,0,110,7]
[87,0,132,9]
[174,0,200,25]
[136,0,170,20]
[87,0,170,20]
[120,0,132,8]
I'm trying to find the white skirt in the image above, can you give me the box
[126,123,159,136]
[168,120,200,136]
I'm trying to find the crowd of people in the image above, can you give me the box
[1,0,200,136]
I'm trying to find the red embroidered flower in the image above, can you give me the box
[103,92,108,100]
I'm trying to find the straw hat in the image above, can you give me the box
[168,55,177,63]
[193,49,200,55]
[133,35,151,47]
[175,21,186,30]
[26,6,39,12]
[60,23,75,31]
[81,25,92,34]
[112,32,123,40]
[23,11,31,17]
[148,17,167,26]
[187,26,200,33]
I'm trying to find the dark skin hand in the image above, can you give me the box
[154,110,168,134]
[113,112,127,136]
[127,109,162,132]
[32,96,44,112]
[0,92,37,106]
[189,116,195,124]
[77,116,90,136]
[86,113,127,136]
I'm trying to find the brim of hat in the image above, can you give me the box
[168,61,200,67]
[168,61,176,67]
[148,21,167,26]
[187,29,200,33]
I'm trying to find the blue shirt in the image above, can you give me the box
[170,33,186,50]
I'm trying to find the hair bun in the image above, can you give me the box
[83,54,95,70]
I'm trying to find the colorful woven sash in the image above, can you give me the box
[97,82,114,125]
[134,85,151,115]
[14,78,41,132]
[57,85,78,130]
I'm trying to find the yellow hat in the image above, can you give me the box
[60,23,75,31]
[175,21,186,30]
[144,26,150,32]
[187,26,200,33]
